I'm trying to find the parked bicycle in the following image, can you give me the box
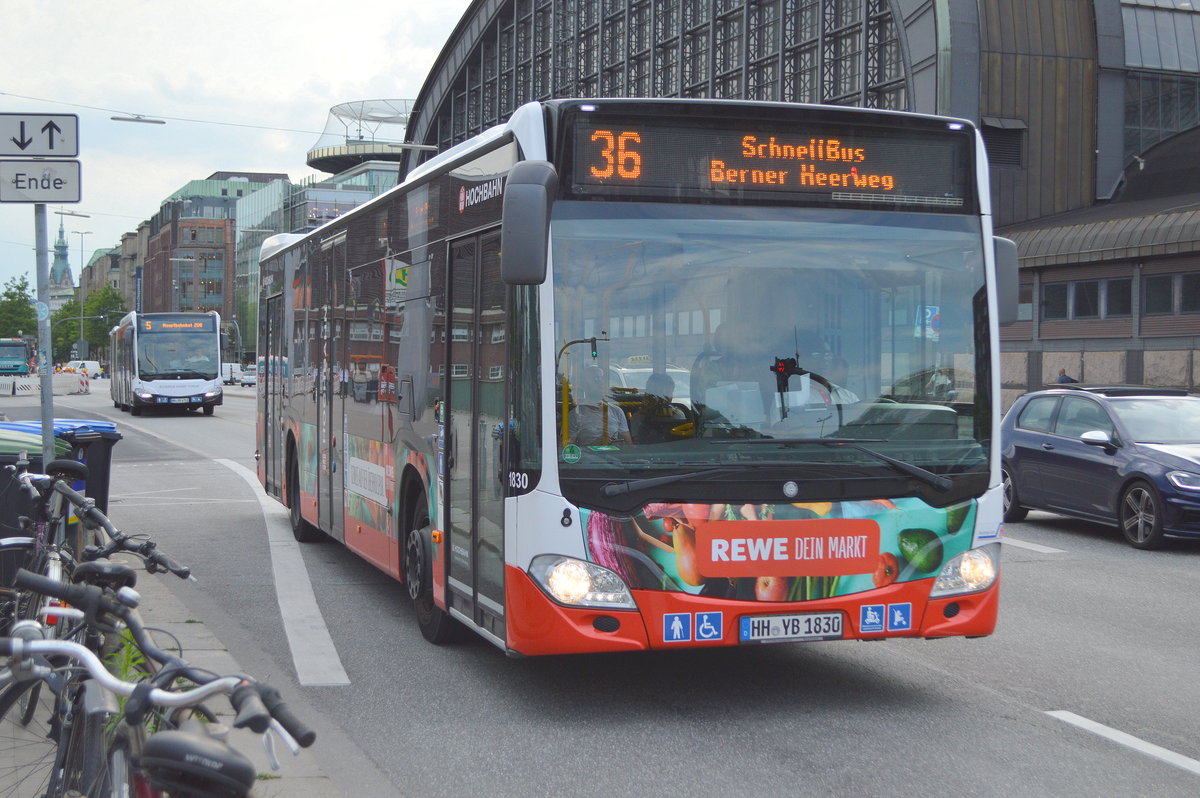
[0,568,315,797]
[0,453,315,796]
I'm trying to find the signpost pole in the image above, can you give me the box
[3,114,80,463]
[34,204,56,466]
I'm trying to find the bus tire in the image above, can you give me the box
[287,450,325,543]
[130,404,142,416]
[203,405,215,416]
[404,496,463,644]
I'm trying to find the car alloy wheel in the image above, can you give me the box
[1120,481,1164,550]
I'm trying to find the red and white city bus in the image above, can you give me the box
[255,98,1017,655]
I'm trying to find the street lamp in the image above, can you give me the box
[229,314,243,365]
[72,231,92,358]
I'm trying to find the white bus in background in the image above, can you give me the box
[109,311,224,416]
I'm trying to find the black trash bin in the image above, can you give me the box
[0,419,122,518]
[0,426,73,539]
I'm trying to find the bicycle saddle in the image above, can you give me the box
[140,724,257,798]
[45,458,89,481]
[71,560,137,589]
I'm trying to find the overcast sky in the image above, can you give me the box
[0,0,472,292]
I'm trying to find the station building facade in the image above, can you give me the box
[400,0,1200,403]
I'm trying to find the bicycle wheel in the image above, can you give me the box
[0,675,67,797]
[0,539,39,637]
[56,691,108,798]
[0,675,114,798]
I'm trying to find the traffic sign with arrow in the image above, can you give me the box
[0,113,79,157]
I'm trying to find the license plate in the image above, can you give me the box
[169,397,190,404]
[739,611,843,644]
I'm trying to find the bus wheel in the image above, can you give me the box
[130,404,142,416]
[404,496,462,644]
[287,452,325,543]
[203,405,214,416]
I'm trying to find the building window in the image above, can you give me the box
[1042,283,1068,320]
[1182,274,1200,312]
[1017,284,1033,321]
[1143,274,1175,314]
[1043,278,1134,320]
[1106,278,1132,316]
[451,364,469,378]
[489,365,503,380]
[1074,281,1100,318]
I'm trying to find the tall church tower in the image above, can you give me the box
[48,220,76,313]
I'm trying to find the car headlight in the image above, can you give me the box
[528,555,637,609]
[930,544,999,597]
[1166,470,1200,491]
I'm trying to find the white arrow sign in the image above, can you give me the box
[0,113,79,158]
[0,160,82,203]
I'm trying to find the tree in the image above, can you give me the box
[50,286,128,362]
[0,275,37,339]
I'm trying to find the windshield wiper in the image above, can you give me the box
[599,460,805,498]
[719,438,952,492]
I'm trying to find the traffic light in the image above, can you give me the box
[772,356,800,393]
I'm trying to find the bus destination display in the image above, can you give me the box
[570,116,972,210]
[141,315,216,333]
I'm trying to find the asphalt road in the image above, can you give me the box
[7,387,1200,796]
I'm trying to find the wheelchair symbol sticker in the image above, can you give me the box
[695,612,723,641]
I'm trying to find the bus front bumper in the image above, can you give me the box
[504,565,998,656]
[134,391,223,408]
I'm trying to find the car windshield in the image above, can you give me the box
[551,202,991,488]
[1108,397,1200,443]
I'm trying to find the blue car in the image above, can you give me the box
[1001,386,1200,549]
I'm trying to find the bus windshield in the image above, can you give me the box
[137,332,219,380]
[551,202,989,488]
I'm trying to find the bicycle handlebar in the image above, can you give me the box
[1,636,243,707]
[6,569,316,748]
[5,461,192,580]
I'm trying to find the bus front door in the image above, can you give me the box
[443,232,506,641]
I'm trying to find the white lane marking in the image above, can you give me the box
[1047,711,1200,775]
[217,459,351,687]
[1003,537,1067,554]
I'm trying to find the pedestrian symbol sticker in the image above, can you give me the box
[664,613,691,642]
[860,604,885,633]
[695,612,723,641]
[887,602,912,632]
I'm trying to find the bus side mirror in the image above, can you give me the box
[994,236,1019,325]
[501,160,558,285]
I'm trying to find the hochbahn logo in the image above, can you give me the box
[458,176,504,212]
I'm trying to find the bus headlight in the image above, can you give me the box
[205,388,222,398]
[929,544,998,597]
[529,555,637,609]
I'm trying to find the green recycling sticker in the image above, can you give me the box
[561,444,582,464]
